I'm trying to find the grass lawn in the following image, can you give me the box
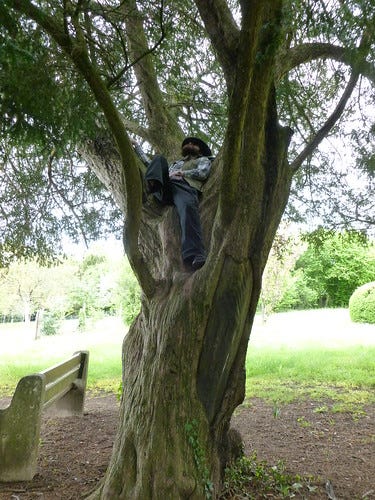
[0,317,124,395]
[1,311,374,410]
[245,344,375,411]
[245,308,375,410]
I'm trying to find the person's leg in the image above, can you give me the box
[171,180,206,269]
[145,155,173,204]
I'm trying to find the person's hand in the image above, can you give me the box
[169,170,184,179]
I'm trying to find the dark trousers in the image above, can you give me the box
[145,155,206,262]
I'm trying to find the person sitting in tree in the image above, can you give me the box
[132,137,213,271]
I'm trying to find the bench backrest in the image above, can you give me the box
[41,351,88,414]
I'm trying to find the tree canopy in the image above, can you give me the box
[1,0,374,264]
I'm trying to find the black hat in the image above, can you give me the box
[182,137,212,157]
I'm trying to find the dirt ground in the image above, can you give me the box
[0,393,374,500]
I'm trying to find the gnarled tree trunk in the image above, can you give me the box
[87,136,293,499]
[85,15,295,492]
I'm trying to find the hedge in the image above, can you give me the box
[349,281,375,324]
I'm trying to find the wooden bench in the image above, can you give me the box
[0,351,89,481]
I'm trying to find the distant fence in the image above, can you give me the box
[0,351,89,481]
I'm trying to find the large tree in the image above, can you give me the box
[1,1,375,498]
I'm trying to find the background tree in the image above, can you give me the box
[260,227,305,320]
[68,253,115,329]
[293,229,375,307]
[114,258,141,326]
[273,266,320,311]
[1,1,375,498]
[0,252,130,330]
[0,258,66,323]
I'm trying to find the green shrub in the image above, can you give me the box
[116,262,141,325]
[41,311,63,336]
[276,270,319,311]
[349,281,375,324]
[121,278,141,325]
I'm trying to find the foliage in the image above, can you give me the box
[0,258,72,321]
[0,0,374,266]
[280,230,375,308]
[275,269,320,311]
[0,145,122,266]
[185,420,213,499]
[278,1,375,232]
[0,252,132,325]
[221,453,317,499]
[41,310,63,336]
[260,228,306,318]
[0,9,122,262]
[67,252,119,326]
[349,281,375,324]
[115,260,141,325]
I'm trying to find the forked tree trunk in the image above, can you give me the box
[89,202,293,499]
[98,271,253,499]
[87,108,294,499]
[84,3,294,498]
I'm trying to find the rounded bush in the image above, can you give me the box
[349,281,375,324]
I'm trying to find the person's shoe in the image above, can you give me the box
[191,256,206,271]
[146,179,162,194]
[143,179,161,204]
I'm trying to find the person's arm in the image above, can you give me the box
[183,157,212,181]
[131,140,151,167]
[168,159,184,179]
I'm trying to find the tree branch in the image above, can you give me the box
[5,0,72,48]
[193,0,240,91]
[290,70,359,172]
[290,26,373,172]
[46,150,90,248]
[106,1,166,90]
[276,42,375,85]
[118,0,184,156]
[7,0,157,297]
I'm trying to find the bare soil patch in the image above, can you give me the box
[0,394,374,499]
[232,398,375,499]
